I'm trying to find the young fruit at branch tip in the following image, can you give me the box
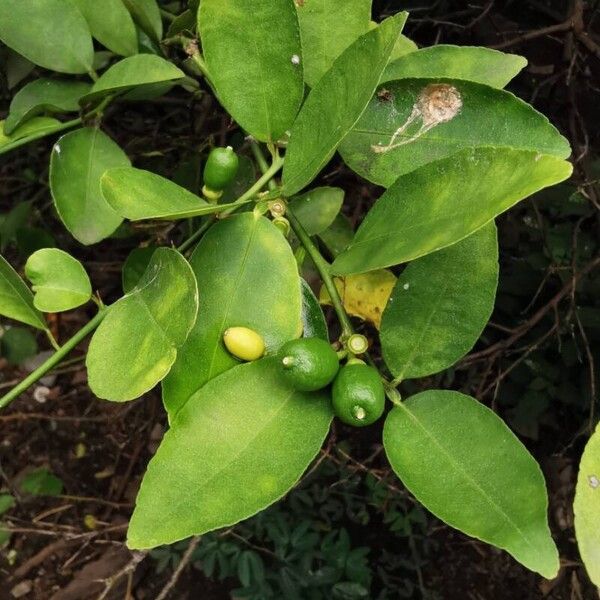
[202,146,239,200]
[279,337,339,392]
[332,359,385,427]
[223,326,265,362]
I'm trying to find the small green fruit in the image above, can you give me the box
[202,146,239,195]
[223,326,265,362]
[279,337,339,392]
[332,361,385,427]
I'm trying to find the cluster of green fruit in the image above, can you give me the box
[203,145,385,427]
[223,327,385,427]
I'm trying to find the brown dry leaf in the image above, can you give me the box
[319,269,396,329]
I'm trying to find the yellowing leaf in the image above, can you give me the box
[319,269,396,329]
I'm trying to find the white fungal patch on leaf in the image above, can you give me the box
[372,83,463,154]
[291,54,301,65]
[589,474,600,489]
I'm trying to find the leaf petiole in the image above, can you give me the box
[0,309,107,410]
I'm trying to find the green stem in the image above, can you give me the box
[286,208,354,338]
[177,218,214,254]
[176,155,285,251]
[45,329,60,351]
[0,93,115,157]
[249,141,353,338]
[250,143,278,192]
[219,155,284,217]
[0,310,107,410]
[159,7,176,22]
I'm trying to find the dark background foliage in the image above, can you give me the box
[1,1,599,598]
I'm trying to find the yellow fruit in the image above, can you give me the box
[223,327,265,361]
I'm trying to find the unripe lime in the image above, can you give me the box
[203,146,239,193]
[332,362,385,427]
[279,337,339,392]
[223,326,265,362]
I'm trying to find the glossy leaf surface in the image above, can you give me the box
[163,213,302,418]
[81,55,184,105]
[0,255,47,330]
[50,128,131,245]
[332,147,572,275]
[289,187,344,236]
[101,167,207,220]
[199,0,303,142]
[72,0,138,56]
[382,45,527,87]
[282,12,408,196]
[122,246,157,293]
[384,390,559,578]
[0,117,62,152]
[574,424,600,586]
[128,358,332,548]
[87,248,198,401]
[296,0,371,87]
[0,0,94,74]
[339,78,570,187]
[4,79,91,136]
[380,224,498,379]
[25,249,92,313]
[301,279,328,341]
[122,0,163,42]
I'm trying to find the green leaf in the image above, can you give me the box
[163,213,302,418]
[574,423,600,586]
[319,214,354,258]
[331,147,573,275]
[3,47,35,90]
[0,254,47,330]
[122,246,158,293]
[0,494,15,516]
[296,0,371,87]
[4,79,91,136]
[282,12,407,196]
[101,167,208,220]
[166,9,196,38]
[0,0,94,74]
[0,201,31,252]
[50,127,131,245]
[0,116,62,151]
[381,224,498,380]
[72,0,138,57]
[339,78,570,187]
[301,279,328,341]
[389,34,418,61]
[382,45,527,87]
[80,55,184,105]
[1,327,38,365]
[16,227,56,258]
[289,187,344,236]
[25,248,92,312]
[19,467,63,497]
[127,357,332,549]
[87,248,198,402]
[199,0,304,143]
[122,0,163,43]
[383,390,559,578]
